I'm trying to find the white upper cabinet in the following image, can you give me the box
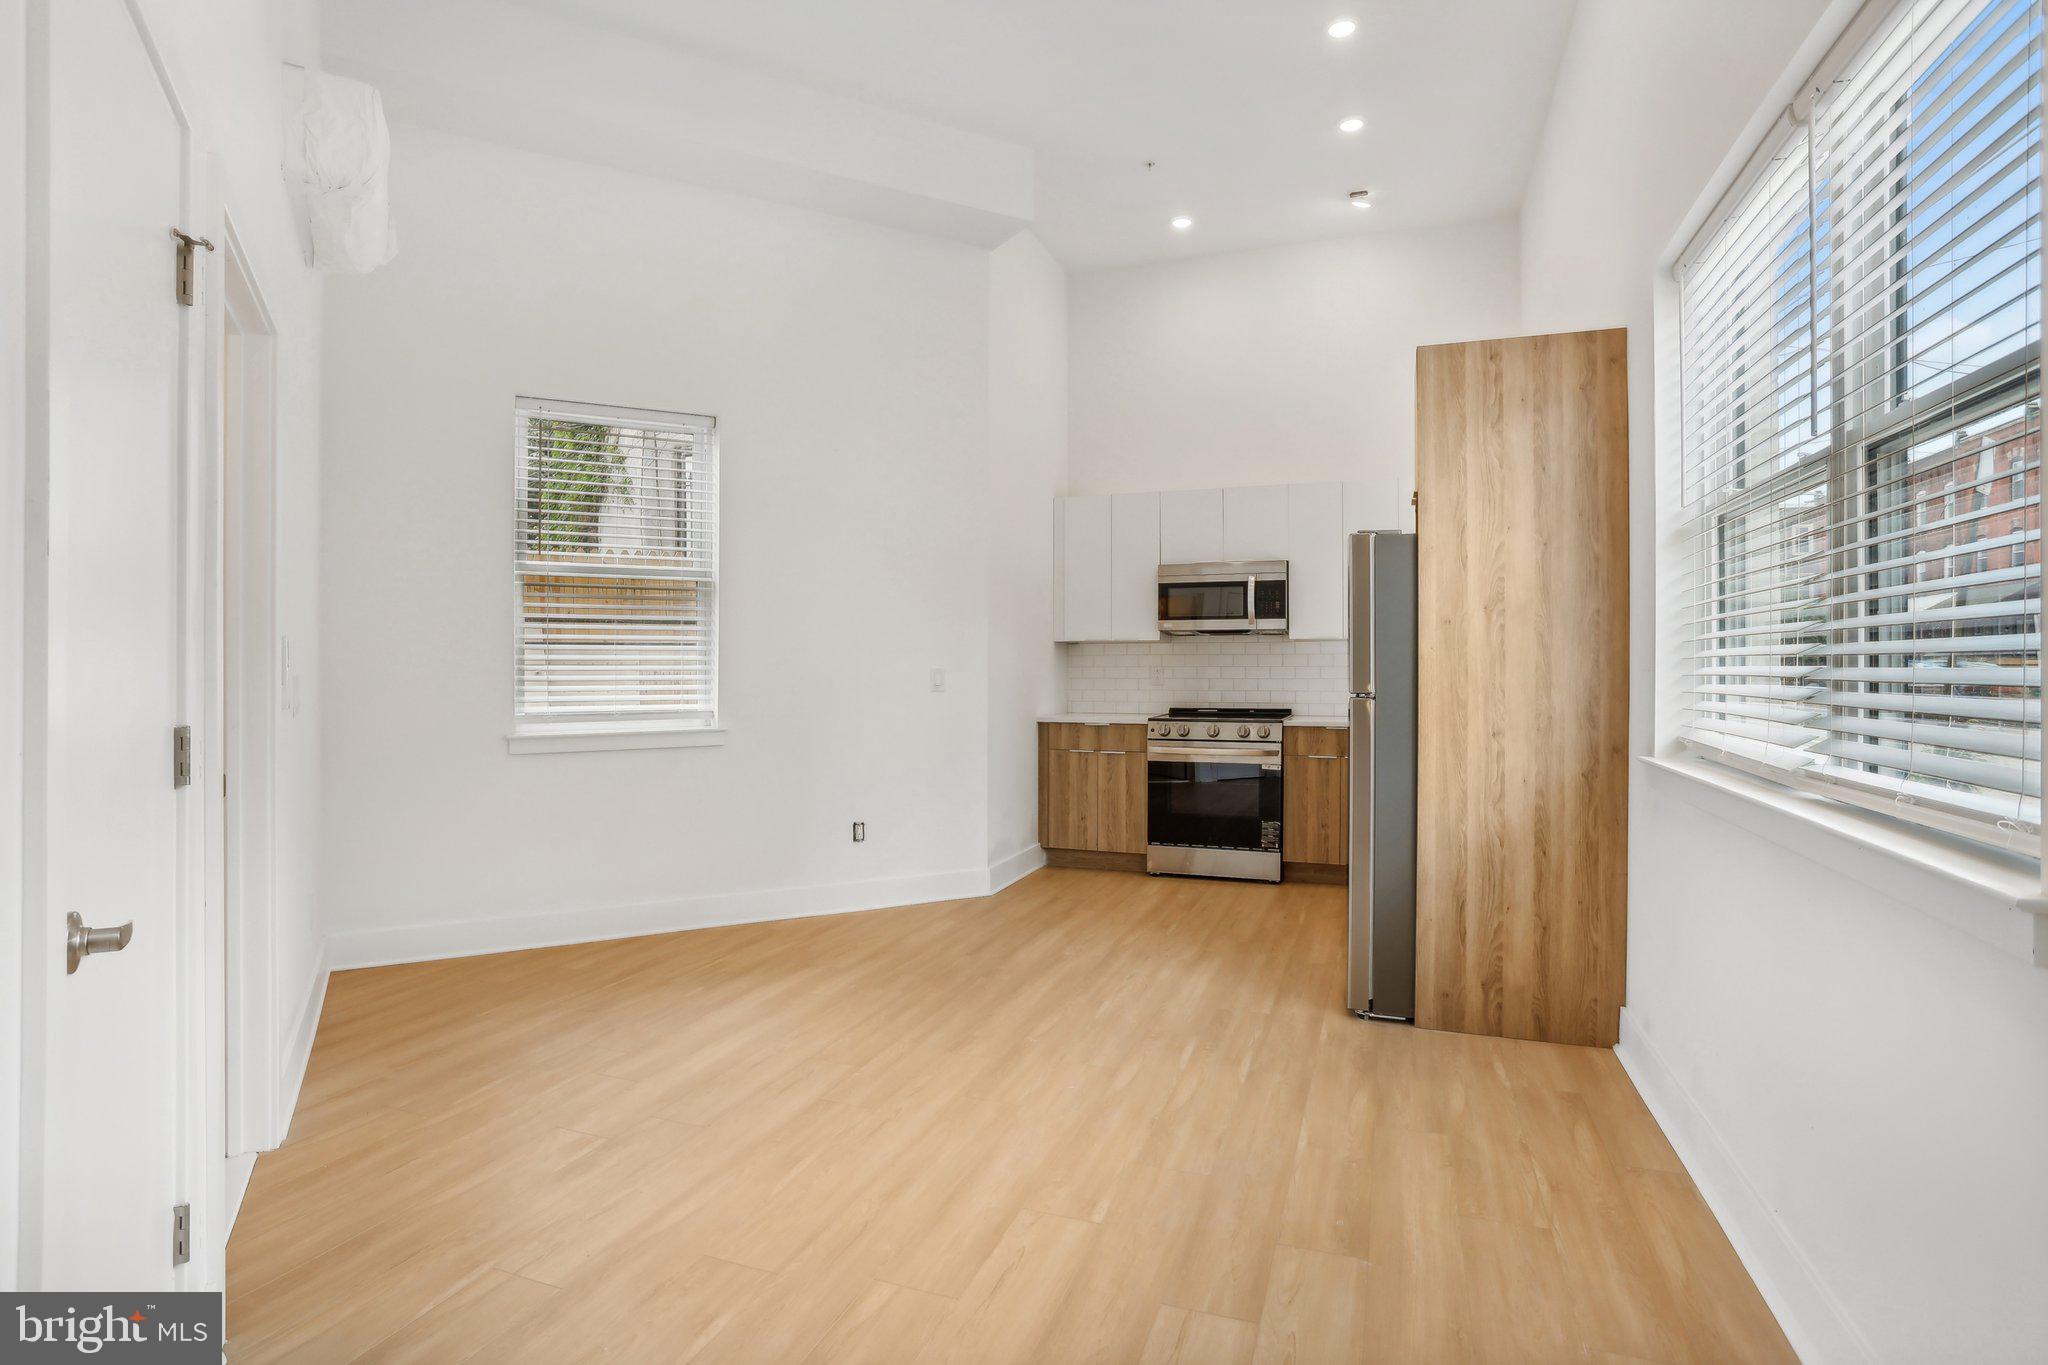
[1223,484,1290,560]
[1343,475,1412,535]
[1058,494,1114,642]
[1286,482,1346,639]
[1055,491,1159,642]
[1055,476,1408,643]
[1110,492,1161,640]
[1159,488,1223,564]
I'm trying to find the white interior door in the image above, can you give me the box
[25,0,190,1289]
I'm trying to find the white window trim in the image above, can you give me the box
[1650,300,2047,960]
[1640,751,2045,963]
[507,721,727,755]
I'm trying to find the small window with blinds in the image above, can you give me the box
[513,397,718,730]
[1678,0,2042,849]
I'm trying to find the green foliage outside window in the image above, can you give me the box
[524,418,630,553]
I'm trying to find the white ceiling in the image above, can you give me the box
[335,0,1580,270]
[528,0,1580,269]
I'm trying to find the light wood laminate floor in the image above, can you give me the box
[228,869,1791,1363]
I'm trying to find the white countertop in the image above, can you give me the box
[1037,712,1349,728]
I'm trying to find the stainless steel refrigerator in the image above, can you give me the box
[1346,531,1418,1021]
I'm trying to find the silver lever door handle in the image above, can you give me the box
[66,912,133,975]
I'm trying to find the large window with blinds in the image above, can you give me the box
[1678,0,2042,848]
[513,397,718,729]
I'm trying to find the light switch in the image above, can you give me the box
[930,668,946,693]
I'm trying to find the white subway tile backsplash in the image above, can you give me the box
[1063,638,1348,715]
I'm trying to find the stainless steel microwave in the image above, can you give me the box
[1157,561,1288,635]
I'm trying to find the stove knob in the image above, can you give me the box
[1206,724,1221,738]
[1176,724,1190,737]
[1238,725,1251,738]
[1257,725,1272,739]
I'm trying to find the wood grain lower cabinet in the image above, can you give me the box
[1283,726,1348,873]
[1040,746,1098,851]
[1042,723,1354,875]
[1095,747,1147,855]
[1040,723,1148,864]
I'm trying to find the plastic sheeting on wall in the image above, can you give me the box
[287,72,397,273]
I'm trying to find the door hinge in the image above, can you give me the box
[172,725,192,788]
[171,1203,191,1266]
[170,228,214,307]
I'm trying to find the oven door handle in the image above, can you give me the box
[1148,746,1283,768]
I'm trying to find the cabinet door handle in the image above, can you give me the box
[1292,753,1344,760]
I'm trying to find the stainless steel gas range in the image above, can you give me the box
[1144,706,1291,883]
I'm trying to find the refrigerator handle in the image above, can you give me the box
[1346,693,1375,1014]
[1348,532,1374,693]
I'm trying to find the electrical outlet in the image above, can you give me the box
[852,821,866,843]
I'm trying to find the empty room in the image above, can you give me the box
[5,0,2046,1360]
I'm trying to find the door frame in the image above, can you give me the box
[206,214,284,1194]
[175,87,286,1300]
[1,0,28,1294]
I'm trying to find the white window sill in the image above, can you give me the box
[506,724,726,755]
[1639,752,2045,964]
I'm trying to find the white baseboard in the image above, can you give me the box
[276,941,330,1142]
[987,843,1046,895]
[324,865,1002,972]
[1615,1006,1875,1364]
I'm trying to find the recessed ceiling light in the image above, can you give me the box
[1171,215,1193,231]
[1348,189,1373,210]
[1338,116,1365,134]
[1327,18,1357,38]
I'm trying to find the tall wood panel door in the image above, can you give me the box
[1414,329,1629,1048]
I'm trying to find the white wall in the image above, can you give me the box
[1066,218,1521,497]
[319,126,1005,960]
[985,231,1067,879]
[1521,1,2048,1359]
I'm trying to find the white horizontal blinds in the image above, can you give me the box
[1677,0,2044,846]
[514,398,717,722]
[1679,137,1822,507]
[1679,122,1834,775]
[1821,381,2041,827]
